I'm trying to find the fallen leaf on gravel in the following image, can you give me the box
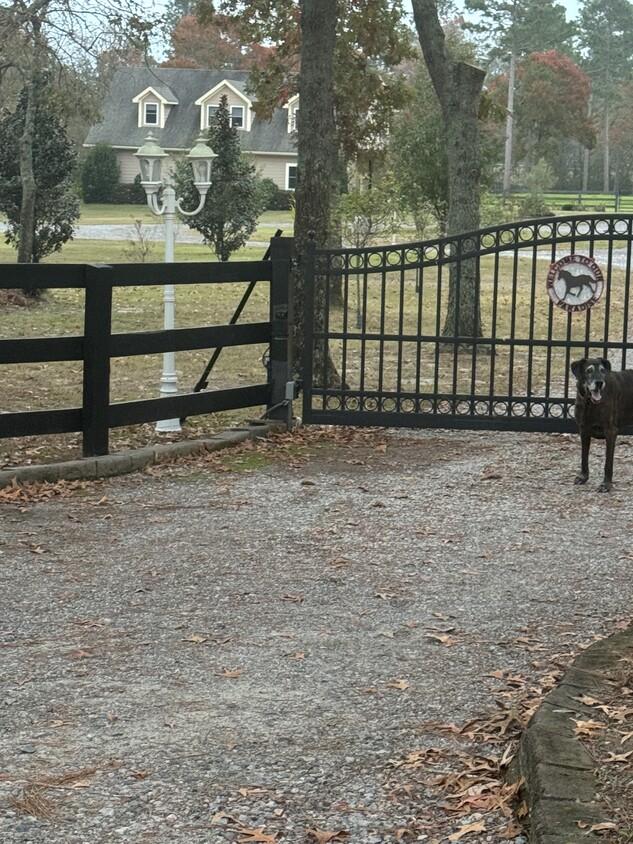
[620,730,633,744]
[238,787,268,796]
[182,635,208,644]
[447,820,486,840]
[386,679,410,691]
[328,557,351,568]
[285,651,305,659]
[280,594,303,603]
[306,829,349,843]
[237,827,277,843]
[217,668,243,679]
[588,822,619,832]
[426,633,455,646]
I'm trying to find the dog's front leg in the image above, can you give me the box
[575,433,591,485]
[598,431,617,492]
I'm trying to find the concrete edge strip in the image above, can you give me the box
[0,421,285,490]
[513,627,633,843]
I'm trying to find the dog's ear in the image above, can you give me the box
[571,359,586,380]
[600,358,611,371]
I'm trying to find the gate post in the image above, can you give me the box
[82,264,113,456]
[267,236,294,425]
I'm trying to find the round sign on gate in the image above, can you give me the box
[546,254,604,313]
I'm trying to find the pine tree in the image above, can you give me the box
[173,95,263,261]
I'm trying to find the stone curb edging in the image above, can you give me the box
[0,420,285,490]
[514,627,633,844]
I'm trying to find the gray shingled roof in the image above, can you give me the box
[84,67,297,155]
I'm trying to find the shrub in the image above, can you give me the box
[81,143,120,203]
[267,189,294,211]
[114,175,148,205]
[256,177,279,211]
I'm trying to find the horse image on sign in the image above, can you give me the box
[546,254,604,313]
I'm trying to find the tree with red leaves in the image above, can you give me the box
[513,51,596,168]
[162,13,271,70]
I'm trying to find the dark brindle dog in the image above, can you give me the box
[571,357,633,492]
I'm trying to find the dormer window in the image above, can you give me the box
[207,103,245,129]
[144,102,159,125]
[197,81,253,132]
[133,86,177,130]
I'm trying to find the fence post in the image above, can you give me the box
[82,264,113,456]
[267,236,294,424]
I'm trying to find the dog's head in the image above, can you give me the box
[571,357,611,404]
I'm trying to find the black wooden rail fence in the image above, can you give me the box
[0,237,293,457]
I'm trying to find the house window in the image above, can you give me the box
[207,104,244,129]
[144,102,159,125]
[290,108,299,132]
[286,165,297,191]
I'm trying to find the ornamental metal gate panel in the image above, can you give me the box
[302,214,633,432]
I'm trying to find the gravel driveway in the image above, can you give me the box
[1,427,632,843]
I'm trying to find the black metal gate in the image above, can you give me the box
[303,214,633,432]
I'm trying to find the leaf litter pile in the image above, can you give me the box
[1,426,633,843]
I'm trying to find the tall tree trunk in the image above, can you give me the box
[293,0,341,385]
[17,78,37,264]
[411,0,485,339]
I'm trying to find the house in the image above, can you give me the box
[83,67,299,191]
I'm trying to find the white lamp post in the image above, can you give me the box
[134,132,216,432]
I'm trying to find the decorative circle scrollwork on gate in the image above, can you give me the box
[511,401,528,417]
[401,398,416,413]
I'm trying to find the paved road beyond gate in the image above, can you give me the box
[303,214,633,432]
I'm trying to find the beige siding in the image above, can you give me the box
[117,151,139,183]
[251,155,296,190]
[118,149,296,191]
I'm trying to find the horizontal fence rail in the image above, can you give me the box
[1,238,293,456]
[303,215,633,433]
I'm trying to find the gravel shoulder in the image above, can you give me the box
[1,427,632,843]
